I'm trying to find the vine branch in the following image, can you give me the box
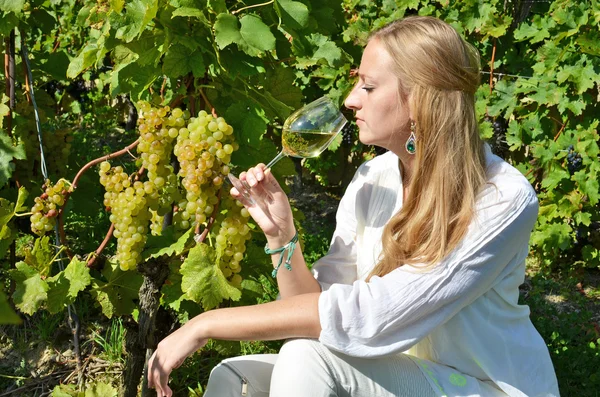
[57,139,140,255]
[489,39,497,95]
[232,0,274,15]
[87,223,114,268]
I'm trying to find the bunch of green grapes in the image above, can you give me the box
[30,179,70,235]
[136,101,184,234]
[173,110,237,230]
[13,101,72,180]
[99,161,150,271]
[214,196,252,288]
[44,128,73,176]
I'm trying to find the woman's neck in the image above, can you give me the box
[398,155,415,185]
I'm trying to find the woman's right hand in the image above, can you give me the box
[230,164,296,245]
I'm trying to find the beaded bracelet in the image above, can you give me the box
[265,231,299,278]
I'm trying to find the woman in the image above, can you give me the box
[148,16,559,397]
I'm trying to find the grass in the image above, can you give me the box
[522,267,600,396]
[86,318,126,364]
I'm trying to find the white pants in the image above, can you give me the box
[204,339,436,397]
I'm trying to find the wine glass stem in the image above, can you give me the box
[265,150,286,170]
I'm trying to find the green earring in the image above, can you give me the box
[405,121,416,155]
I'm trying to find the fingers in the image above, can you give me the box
[241,166,264,187]
[147,351,173,397]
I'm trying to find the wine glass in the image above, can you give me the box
[228,96,347,202]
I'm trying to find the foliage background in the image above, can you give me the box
[0,0,599,395]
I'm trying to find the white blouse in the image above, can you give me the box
[312,146,560,397]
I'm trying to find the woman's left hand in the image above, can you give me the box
[147,321,208,397]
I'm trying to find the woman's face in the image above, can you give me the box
[344,39,412,154]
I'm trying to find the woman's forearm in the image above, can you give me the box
[191,292,322,342]
[269,243,323,298]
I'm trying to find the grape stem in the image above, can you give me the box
[198,87,217,118]
[195,188,222,244]
[87,223,115,268]
[57,138,140,258]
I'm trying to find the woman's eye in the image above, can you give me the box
[362,86,374,92]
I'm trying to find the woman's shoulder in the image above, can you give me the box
[482,147,538,207]
[355,150,399,178]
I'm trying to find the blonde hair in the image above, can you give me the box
[367,16,487,280]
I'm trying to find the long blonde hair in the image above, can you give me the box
[367,16,487,280]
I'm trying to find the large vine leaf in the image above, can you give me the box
[10,262,49,315]
[46,258,91,313]
[0,289,21,324]
[0,130,25,189]
[180,243,241,310]
[90,262,143,318]
[142,227,193,260]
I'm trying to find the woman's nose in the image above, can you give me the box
[344,85,361,111]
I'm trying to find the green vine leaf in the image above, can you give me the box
[275,0,310,31]
[239,14,276,53]
[214,13,242,50]
[264,67,303,110]
[0,94,10,128]
[162,44,206,78]
[180,243,241,310]
[46,258,91,313]
[0,289,21,324]
[171,7,210,26]
[161,261,188,311]
[115,0,158,43]
[0,0,25,13]
[142,227,193,260]
[0,130,26,189]
[573,170,600,206]
[10,262,49,315]
[22,236,54,278]
[67,43,100,79]
[90,261,143,318]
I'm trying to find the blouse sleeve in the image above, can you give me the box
[310,164,369,291]
[317,181,539,358]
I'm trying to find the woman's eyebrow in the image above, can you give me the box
[358,72,375,81]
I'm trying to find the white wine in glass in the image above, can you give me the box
[229,96,347,200]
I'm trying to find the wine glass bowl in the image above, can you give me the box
[277,96,348,162]
[228,96,347,202]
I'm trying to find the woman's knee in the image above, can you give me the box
[271,339,337,396]
[204,355,277,397]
